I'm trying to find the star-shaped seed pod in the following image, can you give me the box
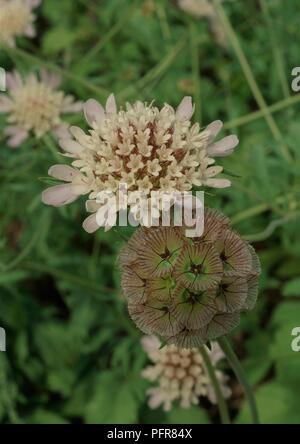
[119,207,260,348]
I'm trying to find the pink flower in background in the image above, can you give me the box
[141,335,231,411]
[0,69,82,147]
[0,0,41,47]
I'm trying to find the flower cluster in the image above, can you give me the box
[141,335,231,411]
[119,208,261,348]
[178,0,227,47]
[42,95,238,232]
[0,0,40,47]
[0,70,82,147]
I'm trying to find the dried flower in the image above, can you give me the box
[120,208,261,348]
[0,70,82,147]
[42,94,238,232]
[0,0,40,47]
[177,0,227,47]
[141,335,231,411]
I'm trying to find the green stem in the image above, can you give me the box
[199,346,231,424]
[243,211,300,242]
[259,0,290,99]
[156,2,171,43]
[3,45,108,100]
[189,21,201,125]
[80,3,137,65]
[218,336,260,424]
[43,134,62,162]
[212,0,292,162]
[224,93,300,130]
[118,35,188,100]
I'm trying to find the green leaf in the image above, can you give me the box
[236,383,300,424]
[165,406,210,424]
[85,372,138,424]
[42,27,78,54]
[282,278,300,297]
[26,409,69,424]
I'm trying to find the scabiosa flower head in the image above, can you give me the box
[177,0,227,47]
[0,69,82,147]
[119,208,261,348]
[42,94,239,232]
[0,0,40,47]
[141,335,231,411]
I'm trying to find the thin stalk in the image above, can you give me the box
[243,211,300,242]
[81,3,137,65]
[3,46,108,100]
[223,93,300,130]
[4,211,48,271]
[189,21,201,125]
[231,194,286,225]
[259,0,290,99]
[156,2,171,43]
[22,260,114,297]
[218,336,260,424]
[43,134,62,162]
[212,0,292,162]
[199,346,231,424]
[118,35,188,100]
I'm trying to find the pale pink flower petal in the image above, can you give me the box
[59,138,83,155]
[105,93,117,114]
[24,23,36,37]
[52,123,70,140]
[48,165,79,182]
[40,69,61,89]
[209,342,225,365]
[7,129,28,148]
[42,184,78,207]
[206,120,223,141]
[84,99,105,127]
[176,96,195,120]
[207,135,239,157]
[6,72,23,90]
[86,200,101,213]
[26,0,41,7]
[69,126,88,144]
[141,336,161,354]
[205,178,231,188]
[0,96,13,112]
[148,390,164,409]
[205,165,223,177]
[61,96,83,113]
[82,213,99,233]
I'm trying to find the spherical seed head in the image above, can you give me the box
[0,0,39,47]
[120,208,261,348]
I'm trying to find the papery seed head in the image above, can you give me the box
[120,208,260,348]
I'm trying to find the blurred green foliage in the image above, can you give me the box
[0,0,300,424]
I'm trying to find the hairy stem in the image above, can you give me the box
[199,346,231,424]
[218,336,260,424]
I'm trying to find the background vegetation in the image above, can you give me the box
[0,0,300,424]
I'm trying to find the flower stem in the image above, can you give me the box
[199,346,230,424]
[2,45,109,100]
[218,336,260,424]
